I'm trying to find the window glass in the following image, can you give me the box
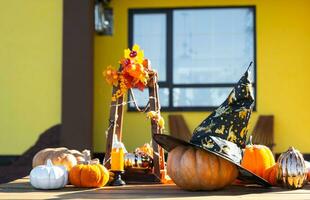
[133,14,167,81]
[173,87,232,107]
[173,8,254,84]
[129,88,169,108]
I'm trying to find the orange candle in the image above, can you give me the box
[111,147,124,171]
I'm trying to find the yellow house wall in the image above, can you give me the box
[94,0,310,154]
[0,0,63,154]
[0,0,308,155]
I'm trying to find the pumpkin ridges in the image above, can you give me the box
[254,148,265,177]
[259,148,273,174]
[68,165,77,186]
[166,148,174,178]
[167,146,187,188]
[179,148,199,190]
[192,148,201,190]
[97,164,109,187]
[208,152,219,189]
[227,160,238,186]
[78,165,86,187]
[205,151,215,189]
[91,165,101,187]
[69,164,83,187]
[94,165,102,187]
[256,147,266,176]
[92,164,103,187]
[172,147,187,189]
[167,147,177,185]
[94,165,103,187]
[194,149,201,189]
[261,148,271,175]
[82,165,92,187]
[196,149,210,189]
[78,165,84,187]
[241,147,254,172]
[218,158,229,188]
[81,165,94,187]
[220,159,232,188]
[262,166,271,183]
[215,155,222,187]
[269,167,277,185]
[265,148,276,167]
[219,157,238,188]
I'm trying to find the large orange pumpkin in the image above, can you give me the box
[241,140,275,177]
[263,164,279,186]
[167,146,238,191]
[69,158,109,188]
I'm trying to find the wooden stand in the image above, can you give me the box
[104,71,166,183]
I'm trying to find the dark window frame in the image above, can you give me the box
[128,6,257,112]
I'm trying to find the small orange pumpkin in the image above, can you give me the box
[263,164,279,186]
[69,158,109,188]
[241,138,275,177]
[167,145,238,191]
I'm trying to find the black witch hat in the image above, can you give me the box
[153,63,271,187]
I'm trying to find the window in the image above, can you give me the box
[128,7,256,111]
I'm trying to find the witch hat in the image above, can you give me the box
[153,63,271,187]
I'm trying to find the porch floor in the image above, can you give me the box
[1,177,310,200]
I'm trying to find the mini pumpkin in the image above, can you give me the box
[167,145,238,191]
[263,164,279,186]
[277,147,307,189]
[30,159,68,189]
[33,147,89,171]
[241,138,275,177]
[69,158,109,188]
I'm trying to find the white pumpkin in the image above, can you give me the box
[30,159,68,189]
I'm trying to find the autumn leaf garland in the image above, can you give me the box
[103,44,165,130]
[103,44,151,101]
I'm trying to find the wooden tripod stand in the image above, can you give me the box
[104,70,166,183]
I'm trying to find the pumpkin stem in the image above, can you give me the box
[46,159,53,167]
[246,135,253,146]
[81,150,100,165]
[90,158,100,165]
[82,150,92,164]
[288,146,295,152]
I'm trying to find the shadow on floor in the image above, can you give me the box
[0,124,61,184]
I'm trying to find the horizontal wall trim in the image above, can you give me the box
[0,156,20,166]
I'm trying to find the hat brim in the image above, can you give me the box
[153,134,271,187]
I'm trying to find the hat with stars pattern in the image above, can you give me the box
[153,63,271,187]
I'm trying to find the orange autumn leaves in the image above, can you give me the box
[103,66,119,86]
[103,44,165,130]
[103,44,151,101]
